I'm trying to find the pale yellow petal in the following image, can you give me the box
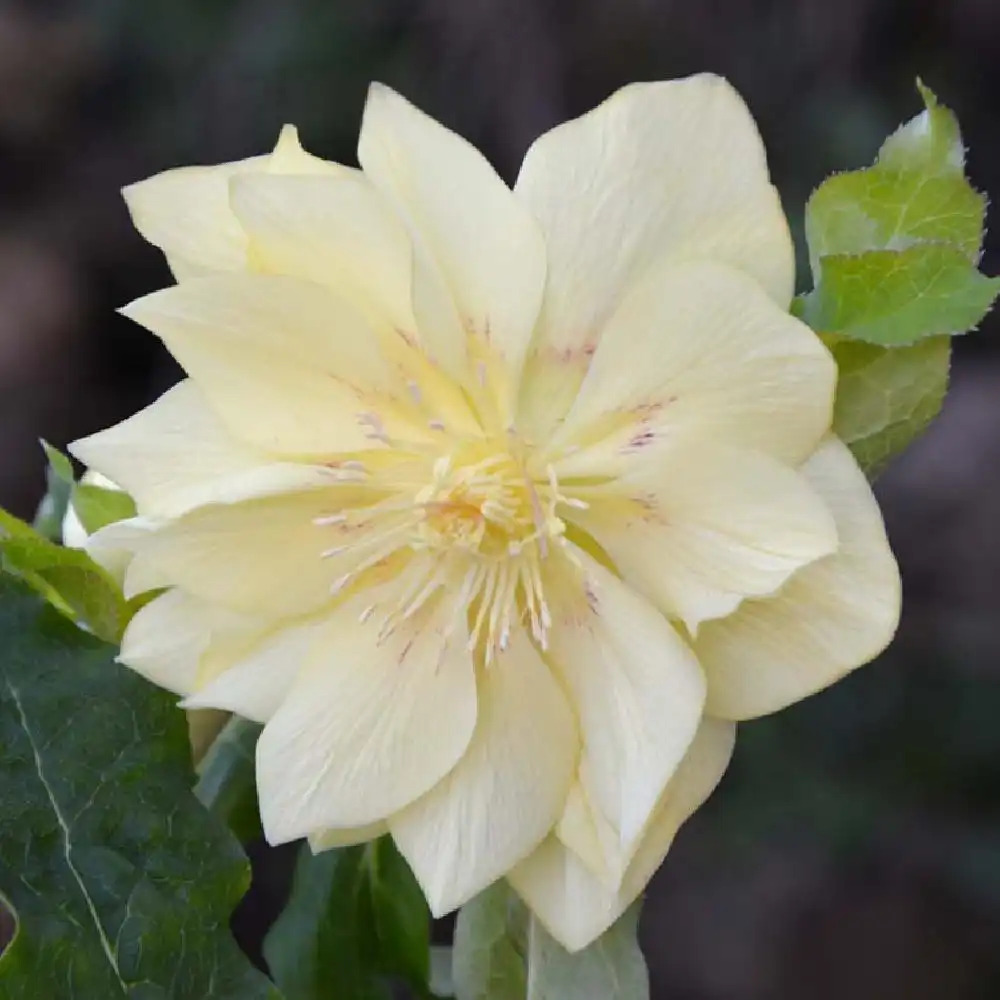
[547,259,834,468]
[121,274,405,457]
[256,593,477,843]
[697,437,901,720]
[61,503,89,550]
[515,75,792,367]
[545,549,704,883]
[69,380,332,519]
[573,441,837,631]
[84,515,158,584]
[124,159,266,279]
[121,490,363,617]
[390,626,576,916]
[118,588,251,696]
[509,718,735,952]
[181,619,321,723]
[358,83,547,400]
[266,124,343,176]
[123,125,341,280]
[231,171,416,334]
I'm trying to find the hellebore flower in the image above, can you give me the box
[72,75,900,950]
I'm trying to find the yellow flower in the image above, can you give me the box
[71,76,900,951]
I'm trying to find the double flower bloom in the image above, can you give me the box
[72,75,900,950]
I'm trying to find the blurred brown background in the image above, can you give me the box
[2,0,1000,997]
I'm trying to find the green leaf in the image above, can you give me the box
[430,946,456,998]
[194,715,263,843]
[71,483,138,534]
[453,882,527,1000]
[32,441,75,542]
[825,335,950,477]
[452,885,649,1000]
[263,837,431,1000]
[0,575,279,999]
[0,508,127,643]
[805,166,985,267]
[798,82,996,475]
[525,905,649,1000]
[800,245,1000,346]
[805,84,984,267]
[878,80,966,177]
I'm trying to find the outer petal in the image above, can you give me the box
[544,549,705,883]
[85,515,158,584]
[181,619,322,723]
[123,125,341,279]
[509,717,735,952]
[118,588,252,696]
[69,380,331,518]
[256,593,477,842]
[231,171,415,334]
[515,75,793,366]
[696,437,901,720]
[121,490,372,617]
[572,441,837,632]
[390,626,576,916]
[358,84,546,403]
[121,274,405,457]
[547,259,835,469]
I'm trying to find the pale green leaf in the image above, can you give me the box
[0,508,127,643]
[72,483,138,534]
[801,244,1000,345]
[525,905,649,1000]
[805,85,984,268]
[453,885,649,1000]
[452,882,527,1000]
[878,81,965,177]
[32,441,75,541]
[806,166,984,268]
[430,946,456,998]
[0,575,279,999]
[825,335,950,477]
[799,83,994,476]
[194,715,263,843]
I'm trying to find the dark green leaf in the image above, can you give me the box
[0,508,127,643]
[453,882,527,1000]
[195,715,263,843]
[72,483,138,534]
[0,576,279,999]
[264,837,430,1000]
[32,441,76,542]
[367,835,432,992]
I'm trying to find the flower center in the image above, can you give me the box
[315,438,587,662]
